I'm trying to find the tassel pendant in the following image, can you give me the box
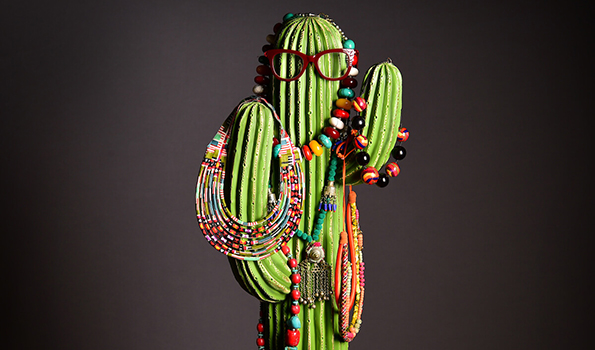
[297,243,333,308]
[318,181,337,212]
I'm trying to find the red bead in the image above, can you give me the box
[332,109,350,119]
[273,23,282,33]
[302,145,313,161]
[272,137,280,146]
[256,65,271,76]
[288,258,298,268]
[291,289,300,300]
[254,75,270,85]
[286,329,300,347]
[291,304,300,315]
[341,77,358,88]
[353,97,367,112]
[352,54,358,66]
[281,244,290,255]
[323,126,340,139]
[257,338,265,346]
[291,273,301,284]
[257,323,264,332]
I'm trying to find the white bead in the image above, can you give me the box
[330,117,344,130]
[252,85,264,94]
[348,67,359,77]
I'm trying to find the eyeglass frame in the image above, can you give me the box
[264,48,359,82]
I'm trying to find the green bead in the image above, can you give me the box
[273,144,281,158]
[306,236,312,243]
[338,88,355,99]
[318,212,326,219]
[343,39,355,49]
[315,223,322,230]
[283,13,294,22]
[317,218,325,225]
[312,234,319,241]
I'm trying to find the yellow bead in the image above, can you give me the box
[309,140,323,156]
[335,98,352,110]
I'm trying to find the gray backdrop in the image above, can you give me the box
[3,0,592,349]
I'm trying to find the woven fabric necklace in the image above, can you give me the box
[195,97,305,261]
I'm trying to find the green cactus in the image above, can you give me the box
[214,14,402,349]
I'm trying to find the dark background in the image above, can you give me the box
[3,0,593,349]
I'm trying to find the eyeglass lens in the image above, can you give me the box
[272,51,350,80]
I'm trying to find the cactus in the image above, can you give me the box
[201,14,402,349]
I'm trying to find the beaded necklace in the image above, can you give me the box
[195,97,305,261]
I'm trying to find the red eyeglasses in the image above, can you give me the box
[264,48,358,82]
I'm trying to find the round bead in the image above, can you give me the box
[329,117,345,130]
[323,126,340,140]
[352,54,358,66]
[291,304,300,315]
[288,258,298,268]
[335,98,353,110]
[397,127,410,142]
[318,134,332,149]
[355,152,370,166]
[361,167,379,185]
[348,66,359,77]
[354,134,368,149]
[351,116,365,130]
[272,137,280,146]
[302,145,313,161]
[386,162,400,177]
[332,108,350,119]
[258,55,268,64]
[291,273,301,284]
[281,244,290,255]
[273,23,282,33]
[343,39,355,49]
[256,65,271,76]
[392,146,407,160]
[252,85,264,94]
[257,323,264,332]
[291,289,301,300]
[257,338,265,347]
[353,97,367,112]
[283,13,295,22]
[376,173,390,188]
[254,75,269,85]
[266,34,276,44]
[341,77,358,88]
[338,87,355,99]
[309,140,323,156]
[262,44,273,52]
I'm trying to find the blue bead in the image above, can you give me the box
[318,134,332,149]
[338,88,355,99]
[343,39,355,49]
[287,315,302,329]
[273,144,281,158]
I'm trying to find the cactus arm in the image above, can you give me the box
[223,100,292,303]
[344,62,403,185]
